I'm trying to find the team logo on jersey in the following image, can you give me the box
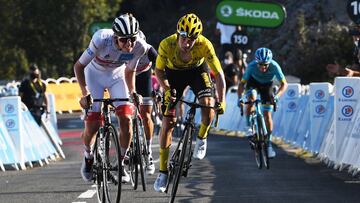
[118,54,134,61]
[342,86,354,98]
[86,48,94,56]
[342,105,353,117]
[315,90,325,99]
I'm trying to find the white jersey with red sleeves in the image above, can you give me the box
[78,29,148,71]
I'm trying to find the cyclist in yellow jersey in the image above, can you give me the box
[153,13,226,193]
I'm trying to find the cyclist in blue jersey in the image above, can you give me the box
[237,47,288,158]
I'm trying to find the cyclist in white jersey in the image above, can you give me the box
[134,30,158,175]
[74,13,147,183]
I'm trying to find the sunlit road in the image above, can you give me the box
[0,114,360,203]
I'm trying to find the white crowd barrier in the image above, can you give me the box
[216,77,360,176]
[0,95,64,171]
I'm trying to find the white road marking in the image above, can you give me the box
[77,189,97,199]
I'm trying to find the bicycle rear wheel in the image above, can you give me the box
[94,131,106,203]
[104,125,121,203]
[170,125,191,203]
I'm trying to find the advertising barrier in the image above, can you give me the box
[334,77,360,164]
[308,83,332,152]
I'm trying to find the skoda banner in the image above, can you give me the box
[216,0,286,28]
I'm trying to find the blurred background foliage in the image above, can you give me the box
[0,0,356,84]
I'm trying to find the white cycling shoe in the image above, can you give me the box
[121,166,130,183]
[268,144,276,158]
[193,137,207,160]
[154,173,168,193]
[244,126,253,137]
[146,155,155,175]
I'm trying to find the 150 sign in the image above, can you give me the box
[348,0,360,24]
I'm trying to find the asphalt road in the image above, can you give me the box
[0,114,360,203]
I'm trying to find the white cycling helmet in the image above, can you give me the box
[137,30,146,41]
[112,13,139,37]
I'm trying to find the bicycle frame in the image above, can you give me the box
[165,95,219,203]
[91,98,129,203]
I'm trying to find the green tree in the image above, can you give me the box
[0,0,122,80]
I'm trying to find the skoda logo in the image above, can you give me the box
[342,105,353,117]
[5,119,15,128]
[5,104,15,114]
[288,101,297,110]
[342,86,354,98]
[315,104,325,114]
[315,90,325,99]
[287,89,296,98]
[220,5,232,17]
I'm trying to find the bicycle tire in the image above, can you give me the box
[94,131,106,203]
[257,116,270,169]
[251,117,262,169]
[104,124,122,203]
[129,141,139,190]
[134,117,147,191]
[170,125,190,203]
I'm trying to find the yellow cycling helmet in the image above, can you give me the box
[177,13,203,38]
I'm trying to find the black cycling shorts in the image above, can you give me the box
[246,76,273,104]
[136,68,152,97]
[161,62,214,115]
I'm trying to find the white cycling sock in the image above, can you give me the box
[147,139,152,155]
[83,145,93,159]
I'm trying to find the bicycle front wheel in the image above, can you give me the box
[94,131,106,203]
[104,124,121,203]
[170,125,191,203]
[134,118,146,191]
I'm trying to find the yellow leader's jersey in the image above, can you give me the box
[156,34,223,74]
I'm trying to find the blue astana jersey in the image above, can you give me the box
[241,60,285,84]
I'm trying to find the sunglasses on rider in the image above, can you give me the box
[258,63,270,67]
[118,36,137,43]
[178,31,198,40]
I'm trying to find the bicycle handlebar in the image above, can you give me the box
[239,98,277,116]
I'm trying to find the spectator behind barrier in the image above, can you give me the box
[215,21,236,61]
[19,63,49,126]
[326,25,360,77]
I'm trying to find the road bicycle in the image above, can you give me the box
[164,92,219,203]
[239,97,276,169]
[127,93,148,191]
[91,98,129,203]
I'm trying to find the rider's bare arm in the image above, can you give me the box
[214,72,226,102]
[155,68,171,91]
[74,60,89,96]
[125,67,137,94]
[237,80,246,98]
[276,80,288,98]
